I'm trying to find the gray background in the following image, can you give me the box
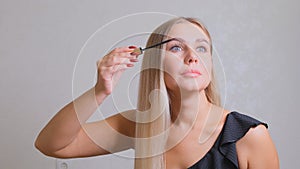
[1,0,299,169]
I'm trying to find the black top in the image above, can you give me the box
[188,111,268,169]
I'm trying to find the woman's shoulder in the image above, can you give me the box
[232,112,279,168]
[221,111,268,144]
[227,111,269,146]
[214,111,270,168]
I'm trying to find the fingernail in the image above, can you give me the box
[130,58,138,62]
[129,46,137,49]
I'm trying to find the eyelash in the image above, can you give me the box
[169,43,208,53]
[196,46,207,53]
[169,42,183,52]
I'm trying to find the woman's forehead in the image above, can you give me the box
[166,22,210,43]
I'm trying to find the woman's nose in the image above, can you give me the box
[184,50,199,65]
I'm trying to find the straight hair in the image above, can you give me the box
[135,17,221,169]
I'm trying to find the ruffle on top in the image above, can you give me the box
[188,111,268,169]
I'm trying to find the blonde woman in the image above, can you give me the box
[35,17,279,169]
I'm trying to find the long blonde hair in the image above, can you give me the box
[134,17,221,169]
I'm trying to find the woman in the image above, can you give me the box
[35,17,279,169]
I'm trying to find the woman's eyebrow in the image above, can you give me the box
[168,38,210,45]
[169,37,184,43]
[196,38,210,44]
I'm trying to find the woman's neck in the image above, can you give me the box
[168,89,212,128]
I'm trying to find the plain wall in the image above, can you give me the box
[0,0,299,168]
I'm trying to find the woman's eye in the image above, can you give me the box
[196,46,207,53]
[169,46,182,52]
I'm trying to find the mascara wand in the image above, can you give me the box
[132,38,176,55]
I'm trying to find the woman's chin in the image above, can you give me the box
[177,80,208,92]
[178,85,206,93]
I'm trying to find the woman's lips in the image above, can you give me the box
[181,69,202,77]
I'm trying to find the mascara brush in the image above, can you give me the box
[131,38,176,55]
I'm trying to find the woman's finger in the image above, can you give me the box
[110,63,134,73]
[102,54,138,66]
[110,47,135,54]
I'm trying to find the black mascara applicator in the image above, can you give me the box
[131,38,177,55]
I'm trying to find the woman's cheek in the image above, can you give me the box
[163,55,183,90]
[200,57,212,74]
[205,63,213,85]
[163,54,182,76]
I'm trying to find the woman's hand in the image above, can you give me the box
[95,46,138,96]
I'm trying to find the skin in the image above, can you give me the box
[35,21,279,169]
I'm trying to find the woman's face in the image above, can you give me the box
[163,21,212,93]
